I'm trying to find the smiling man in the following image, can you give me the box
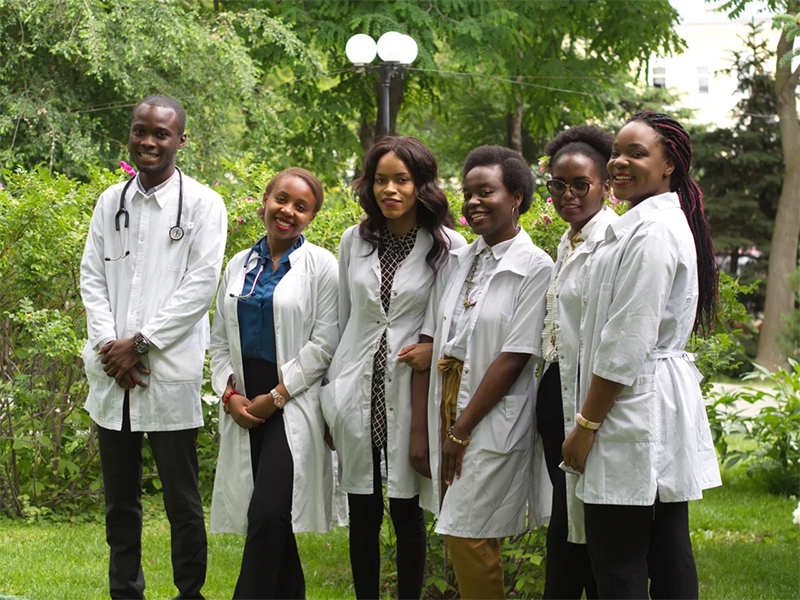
[80,95,227,600]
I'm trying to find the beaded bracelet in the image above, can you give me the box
[447,425,471,446]
[223,389,240,415]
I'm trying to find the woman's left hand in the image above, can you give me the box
[562,426,596,474]
[442,436,468,486]
[247,395,279,420]
[397,343,433,371]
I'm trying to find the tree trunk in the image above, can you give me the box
[730,248,740,276]
[756,4,800,370]
[507,82,523,153]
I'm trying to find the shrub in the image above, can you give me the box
[711,359,800,496]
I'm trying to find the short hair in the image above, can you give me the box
[461,146,535,214]
[132,95,186,135]
[544,125,614,179]
[257,167,325,217]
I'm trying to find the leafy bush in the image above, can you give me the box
[710,359,800,496]
[778,264,800,362]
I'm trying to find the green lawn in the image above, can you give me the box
[0,507,355,600]
[1,471,798,600]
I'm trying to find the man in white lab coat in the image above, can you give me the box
[80,95,227,599]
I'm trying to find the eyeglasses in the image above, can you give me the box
[546,180,591,198]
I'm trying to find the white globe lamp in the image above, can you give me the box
[345,34,377,65]
[376,31,405,63]
[397,34,418,65]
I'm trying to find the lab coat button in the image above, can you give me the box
[362,403,369,410]
[443,316,447,321]
[563,386,568,391]
[463,367,469,374]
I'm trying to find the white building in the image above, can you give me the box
[652,0,786,127]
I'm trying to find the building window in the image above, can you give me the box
[698,66,710,94]
[653,66,666,88]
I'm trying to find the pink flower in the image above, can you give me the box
[246,197,255,202]
[541,214,553,225]
[459,216,468,226]
[214,180,220,186]
[539,166,546,173]
[0,183,4,189]
[120,161,136,177]
[546,197,553,204]
[610,195,621,205]
[237,216,243,224]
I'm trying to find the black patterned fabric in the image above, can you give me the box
[370,224,420,448]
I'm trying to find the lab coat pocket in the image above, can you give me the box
[167,237,191,273]
[598,374,657,443]
[503,394,524,420]
[82,342,108,379]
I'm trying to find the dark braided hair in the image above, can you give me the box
[627,111,718,334]
[354,136,455,273]
[544,125,614,179]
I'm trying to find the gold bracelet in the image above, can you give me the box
[447,426,471,446]
[575,412,601,430]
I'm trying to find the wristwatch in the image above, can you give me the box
[270,388,286,408]
[133,332,150,355]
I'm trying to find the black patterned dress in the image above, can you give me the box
[370,224,421,448]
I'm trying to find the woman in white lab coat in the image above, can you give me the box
[537,126,618,599]
[322,136,465,599]
[209,168,338,599]
[416,145,552,599]
[562,112,721,599]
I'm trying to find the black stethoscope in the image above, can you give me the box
[105,167,185,262]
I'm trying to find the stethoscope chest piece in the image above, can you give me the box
[169,225,184,241]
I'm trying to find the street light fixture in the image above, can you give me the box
[346,32,418,136]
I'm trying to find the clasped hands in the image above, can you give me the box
[99,338,149,390]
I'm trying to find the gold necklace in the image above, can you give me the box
[463,253,482,309]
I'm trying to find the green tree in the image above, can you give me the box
[0,0,308,178]
[218,0,684,177]
[712,0,800,369]
[693,22,782,283]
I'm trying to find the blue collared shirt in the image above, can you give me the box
[237,235,305,362]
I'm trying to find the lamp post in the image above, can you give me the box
[346,32,418,136]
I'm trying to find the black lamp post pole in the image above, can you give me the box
[379,62,400,136]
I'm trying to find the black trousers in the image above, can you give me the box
[536,363,598,600]
[97,394,207,600]
[233,358,304,600]
[347,446,426,600]
[584,500,698,600]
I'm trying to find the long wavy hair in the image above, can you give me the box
[354,136,455,272]
[627,111,719,334]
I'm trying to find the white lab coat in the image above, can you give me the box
[321,225,466,498]
[570,193,721,512]
[547,206,618,543]
[209,241,339,535]
[420,229,553,538]
[80,171,227,432]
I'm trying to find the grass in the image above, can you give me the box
[691,470,800,600]
[1,453,798,599]
[0,503,355,600]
